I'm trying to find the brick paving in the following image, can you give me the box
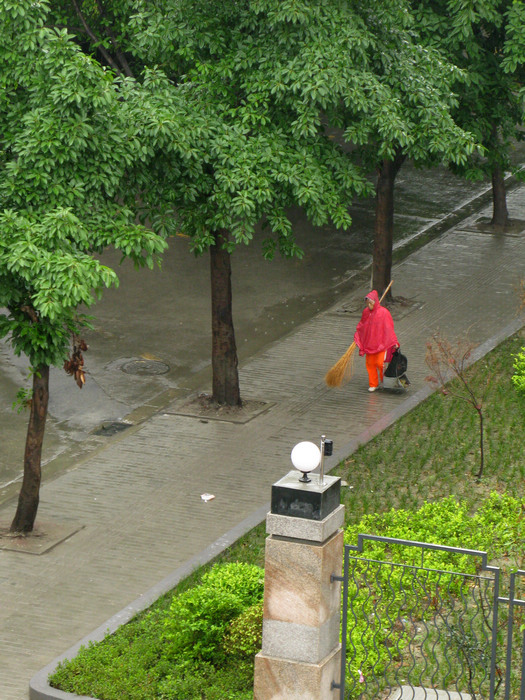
[1,182,525,699]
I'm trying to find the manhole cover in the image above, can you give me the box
[121,359,170,375]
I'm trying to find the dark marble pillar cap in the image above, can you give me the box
[271,471,341,521]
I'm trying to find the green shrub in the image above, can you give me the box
[49,611,173,699]
[202,561,264,605]
[157,659,253,700]
[345,492,524,575]
[223,600,263,658]
[163,586,245,662]
[512,346,525,395]
[342,492,525,691]
[162,563,264,663]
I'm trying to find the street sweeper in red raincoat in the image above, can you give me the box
[354,290,399,392]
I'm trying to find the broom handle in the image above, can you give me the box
[378,279,393,304]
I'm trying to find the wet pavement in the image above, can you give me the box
[0,160,491,504]
[0,160,524,699]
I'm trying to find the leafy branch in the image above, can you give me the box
[12,386,33,414]
[69,0,134,77]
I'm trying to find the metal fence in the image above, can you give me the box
[331,535,525,699]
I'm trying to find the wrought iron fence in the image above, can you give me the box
[331,535,525,700]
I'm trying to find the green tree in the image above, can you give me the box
[0,0,166,533]
[49,0,478,399]
[49,0,375,404]
[414,0,525,228]
[504,0,525,73]
[329,12,478,295]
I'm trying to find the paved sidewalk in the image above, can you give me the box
[1,182,525,699]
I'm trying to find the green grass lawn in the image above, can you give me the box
[336,330,525,524]
[50,330,525,699]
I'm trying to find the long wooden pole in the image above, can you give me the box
[378,279,394,304]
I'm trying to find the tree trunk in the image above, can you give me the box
[210,230,241,406]
[372,151,406,299]
[10,365,50,534]
[474,407,484,481]
[490,162,509,227]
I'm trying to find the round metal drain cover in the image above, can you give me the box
[121,359,170,375]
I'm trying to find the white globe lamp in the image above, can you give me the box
[291,441,321,483]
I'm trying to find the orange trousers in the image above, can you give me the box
[365,351,386,388]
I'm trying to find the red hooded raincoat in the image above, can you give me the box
[354,290,398,357]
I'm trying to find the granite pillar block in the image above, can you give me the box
[261,529,343,663]
[266,503,344,543]
[261,615,341,664]
[253,646,341,700]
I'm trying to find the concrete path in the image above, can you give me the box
[1,180,525,699]
[0,158,496,503]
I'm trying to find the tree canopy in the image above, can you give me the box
[55,0,465,256]
[0,0,166,367]
[0,0,167,531]
[44,0,488,398]
[413,0,525,224]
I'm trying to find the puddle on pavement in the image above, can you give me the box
[92,422,132,437]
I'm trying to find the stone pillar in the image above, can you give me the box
[254,471,344,700]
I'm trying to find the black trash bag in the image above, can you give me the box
[384,349,408,378]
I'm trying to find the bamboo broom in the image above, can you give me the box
[324,280,393,388]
